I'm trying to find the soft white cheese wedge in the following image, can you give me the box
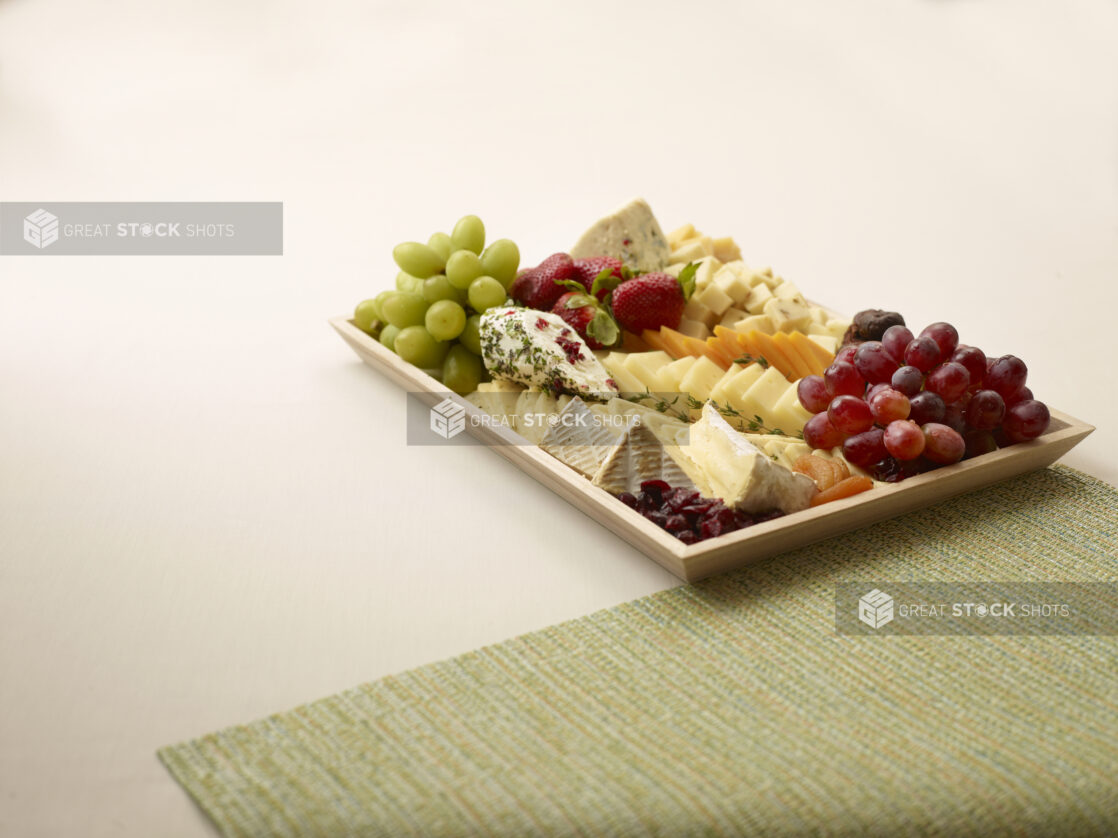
[539,398,623,478]
[480,308,618,398]
[569,198,671,273]
[592,421,697,496]
[676,403,816,514]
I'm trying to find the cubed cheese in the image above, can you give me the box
[694,283,734,317]
[744,282,775,314]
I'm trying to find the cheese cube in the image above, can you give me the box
[773,382,813,435]
[807,334,838,354]
[682,298,718,329]
[736,367,791,428]
[744,282,774,314]
[774,282,806,303]
[712,236,742,263]
[733,314,774,335]
[623,351,674,390]
[719,307,749,328]
[810,306,828,326]
[663,262,684,277]
[601,353,645,394]
[825,318,850,340]
[763,296,812,332]
[693,256,722,290]
[653,355,698,392]
[694,283,734,317]
[667,223,696,247]
[679,355,726,405]
[751,268,782,289]
[712,267,753,305]
[676,317,710,340]
[671,238,712,263]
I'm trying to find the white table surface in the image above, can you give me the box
[1,1,1115,835]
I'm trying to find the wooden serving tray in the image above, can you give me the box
[331,315,1094,582]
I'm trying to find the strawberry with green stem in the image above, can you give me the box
[601,263,697,333]
[550,280,620,350]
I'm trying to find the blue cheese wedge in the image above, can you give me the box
[676,403,816,514]
[480,308,618,398]
[569,198,671,273]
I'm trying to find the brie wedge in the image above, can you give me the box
[539,398,623,478]
[592,421,697,496]
[676,403,816,514]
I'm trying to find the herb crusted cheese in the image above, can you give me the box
[479,308,619,398]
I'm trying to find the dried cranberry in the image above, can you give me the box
[676,531,699,544]
[617,492,637,508]
[664,514,688,532]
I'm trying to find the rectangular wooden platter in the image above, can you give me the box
[331,315,1094,582]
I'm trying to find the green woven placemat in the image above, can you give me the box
[159,466,1118,837]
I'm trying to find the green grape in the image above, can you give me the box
[450,215,485,255]
[396,271,421,293]
[446,250,484,290]
[480,239,520,288]
[353,298,379,333]
[427,232,453,262]
[392,242,445,279]
[379,324,400,351]
[442,344,484,395]
[381,291,428,329]
[394,325,448,369]
[421,274,457,304]
[425,300,467,341]
[468,276,507,313]
[459,314,482,355]
[374,289,395,318]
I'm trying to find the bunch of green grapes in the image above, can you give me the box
[352,215,519,395]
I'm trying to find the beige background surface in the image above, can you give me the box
[1,1,1116,835]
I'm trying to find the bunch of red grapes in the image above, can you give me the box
[797,321,1050,481]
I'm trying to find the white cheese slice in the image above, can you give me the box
[676,403,816,514]
[569,198,671,273]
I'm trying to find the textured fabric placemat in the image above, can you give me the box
[159,466,1118,837]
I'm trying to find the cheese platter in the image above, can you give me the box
[334,200,1094,582]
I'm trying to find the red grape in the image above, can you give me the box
[828,395,874,435]
[951,345,987,387]
[868,387,911,424]
[922,423,965,465]
[835,344,858,365]
[985,355,1027,399]
[824,361,865,398]
[964,429,998,459]
[1002,399,1050,442]
[803,412,845,450]
[866,382,891,401]
[797,375,831,414]
[925,361,970,404]
[1004,385,1034,407]
[964,390,1005,431]
[843,427,888,469]
[854,341,900,385]
[882,325,914,362]
[883,420,925,460]
[909,391,946,425]
[920,322,960,357]
[891,365,924,397]
[904,335,942,372]
[941,402,967,434]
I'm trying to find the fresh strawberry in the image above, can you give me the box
[551,283,620,350]
[609,265,697,333]
[509,252,578,311]
[572,256,623,298]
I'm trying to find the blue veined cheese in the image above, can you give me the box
[479,307,619,398]
[569,198,671,273]
[675,403,816,514]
